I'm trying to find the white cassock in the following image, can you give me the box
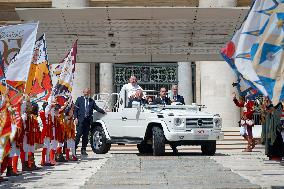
[119,83,144,108]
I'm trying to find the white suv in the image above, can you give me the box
[91,92,224,156]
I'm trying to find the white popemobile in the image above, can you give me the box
[90,91,224,156]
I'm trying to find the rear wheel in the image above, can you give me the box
[201,141,216,156]
[152,127,165,156]
[90,126,111,154]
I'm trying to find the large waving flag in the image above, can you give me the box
[221,0,284,104]
[25,34,52,102]
[0,23,38,102]
[0,23,39,81]
[52,40,77,106]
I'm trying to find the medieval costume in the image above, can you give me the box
[40,102,54,166]
[233,96,256,152]
[21,98,41,171]
[64,104,77,161]
[10,102,24,176]
[49,103,67,163]
[25,102,41,170]
[0,98,12,179]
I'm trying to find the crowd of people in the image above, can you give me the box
[0,87,107,183]
[0,93,80,182]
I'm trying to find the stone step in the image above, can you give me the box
[222,127,241,132]
[72,144,264,153]
[224,131,241,136]
[109,144,264,150]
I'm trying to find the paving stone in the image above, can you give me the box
[82,154,260,189]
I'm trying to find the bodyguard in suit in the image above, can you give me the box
[153,87,171,105]
[74,88,105,155]
[170,85,185,105]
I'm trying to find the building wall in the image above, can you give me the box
[197,0,240,128]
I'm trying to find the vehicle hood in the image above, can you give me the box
[159,109,215,118]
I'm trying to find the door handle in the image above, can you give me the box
[122,117,127,121]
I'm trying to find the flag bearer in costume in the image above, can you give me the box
[20,95,41,171]
[0,94,12,179]
[49,100,67,163]
[46,101,56,165]
[40,101,54,166]
[64,103,77,161]
[233,92,256,152]
[26,101,41,170]
[20,95,32,171]
[7,97,24,177]
[55,101,68,162]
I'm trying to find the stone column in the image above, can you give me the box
[99,63,113,94]
[178,62,193,105]
[195,63,201,104]
[90,63,97,97]
[52,0,91,101]
[72,63,91,100]
[197,0,240,128]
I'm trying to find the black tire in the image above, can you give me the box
[152,127,165,156]
[137,141,153,154]
[90,126,111,154]
[201,141,216,156]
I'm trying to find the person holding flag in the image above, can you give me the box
[64,102,77,161]
[0,93,12,178]
[233,92,256,152]
[40,101,54,166]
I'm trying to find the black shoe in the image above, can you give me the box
[6,167,20,177]
[57,153,68,162]
[81,150,88,156]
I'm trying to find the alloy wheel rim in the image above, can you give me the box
[93,131,103,150]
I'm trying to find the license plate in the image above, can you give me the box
[196,130,207,135]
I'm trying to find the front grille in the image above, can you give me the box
[186,118,213,128]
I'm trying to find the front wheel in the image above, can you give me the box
[201,141,216,156]
[90,126,111,154]
[152,127,165,156]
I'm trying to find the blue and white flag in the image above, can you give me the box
[221,0,284,104]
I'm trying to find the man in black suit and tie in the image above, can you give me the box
[170,85,185,105]
[153,87,171,105]
[74,88,105,155]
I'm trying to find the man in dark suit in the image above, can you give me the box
[74,88,105,155]
[128,89,147,108]
[170,85,185,105]
[153,87,171,105]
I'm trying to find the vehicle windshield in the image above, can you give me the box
[143,104,196,112]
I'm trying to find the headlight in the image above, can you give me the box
[174,118,183,126]
[214,117,222,127]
